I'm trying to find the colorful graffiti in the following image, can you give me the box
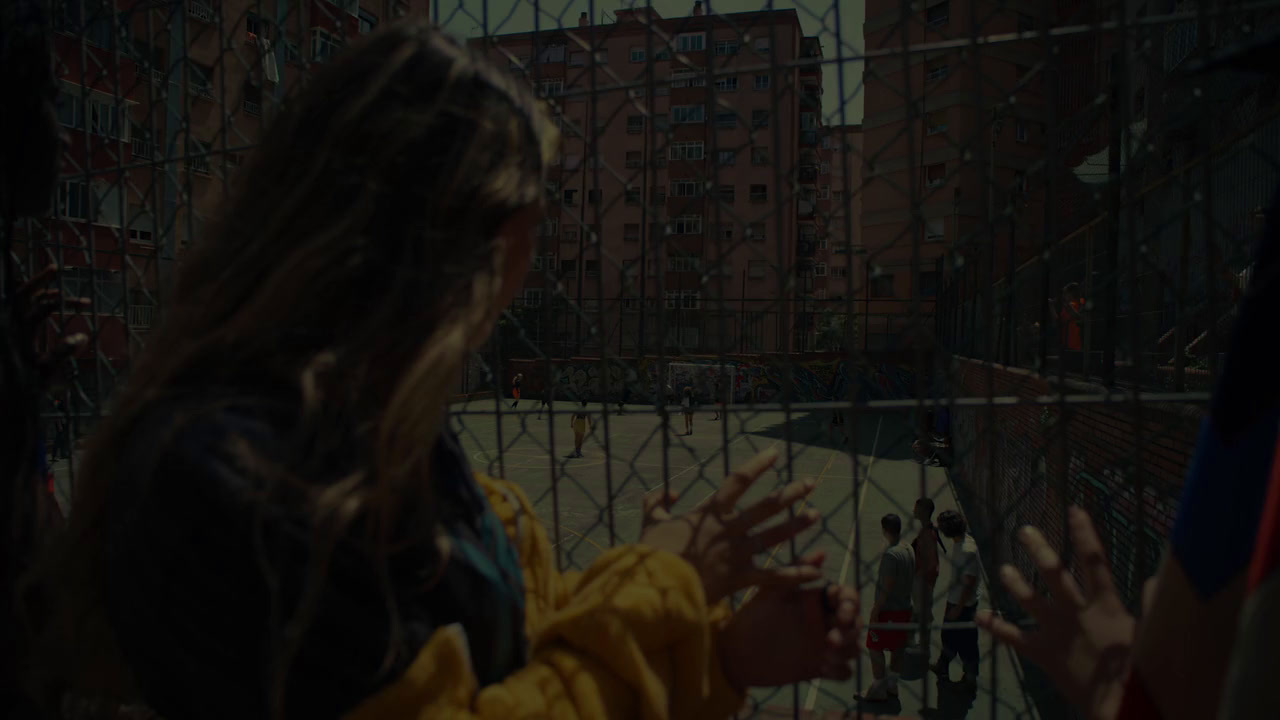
[503,355,919,405]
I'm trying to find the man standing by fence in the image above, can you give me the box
[861,513,915,701]
[933,510,982,691]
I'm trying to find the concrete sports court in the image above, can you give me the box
[450,399,1039,719]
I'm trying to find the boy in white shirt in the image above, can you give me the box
[932,510,982,691]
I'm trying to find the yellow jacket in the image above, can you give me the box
[345,473,747,720]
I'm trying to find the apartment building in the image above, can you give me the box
[33,0,427,395]
[476,2,829,357]
[861,0,1046,349]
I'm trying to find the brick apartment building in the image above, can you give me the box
[475,3,844,357]
[29,0,427,400]
[861,0,1047,350]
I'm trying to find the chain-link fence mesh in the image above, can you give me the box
[13,0,1280,717]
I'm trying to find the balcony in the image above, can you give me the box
[243,99,262,117]
[128,305,156,329]
[798,165,818,182]
[188,1,214,23]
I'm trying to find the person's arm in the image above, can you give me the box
[351,474,745,720]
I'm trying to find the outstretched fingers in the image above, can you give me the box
[749,508,820,550]
[733,478,816,529]
[1018,525,1086,608]
[712,448,779,510]
[1067,506,1116,600]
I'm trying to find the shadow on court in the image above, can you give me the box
[744,410,919,461]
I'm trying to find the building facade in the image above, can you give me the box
[30,0,427,402]
[477,3,834,357]
[861,0,1047,350]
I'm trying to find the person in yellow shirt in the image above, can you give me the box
[22,20,863,720]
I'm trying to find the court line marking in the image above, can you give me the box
[805,416,882,712]
[643,432,752,497]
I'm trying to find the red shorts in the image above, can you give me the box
[866,609,912,651]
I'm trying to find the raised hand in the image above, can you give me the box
[639,448,822,603]
[717,552,861,689]
[975,506,1135,720]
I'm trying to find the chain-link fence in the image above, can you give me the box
[12,0,1280,718]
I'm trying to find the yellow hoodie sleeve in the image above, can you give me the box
[344,474,746,720]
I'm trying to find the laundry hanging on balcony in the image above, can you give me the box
[249,32,280,85]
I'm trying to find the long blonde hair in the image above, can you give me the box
[24,20,558,716]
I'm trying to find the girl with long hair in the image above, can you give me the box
[22,21,862,720]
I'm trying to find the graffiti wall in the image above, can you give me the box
[500,354,920,405]
[949,357,1198,609]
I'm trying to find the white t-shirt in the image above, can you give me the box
[945,534,982,607]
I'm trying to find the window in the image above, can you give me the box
[717,185,735,204]
[716,150,736,166]
[625,187,641,205]
[670,71,701,88]
[185,138,211,175]
[681,291,701,309]
[753,38,771,53]
[626,151,642,168]
[593,49,608,64]
[243,82,262,117]
[819,185,831,199]
[924,162,946,188]
[748,222,766,241]
[751,147,769,166]
[753,74,770,90]
[358,8,378,34]
[672,105,705,124]
[588,188,602,205]
[630,47,646,62]
[749,261,768,278]
[718,223,734,242]
[926,1,949,28]
[246,12,271,39]
[871,274,895,298]
[669,141,705,160]
[284,39,301,62]
[714,40,738,56]
[654,47,671,61]
[128,205,155,245]
[540,218,560,236]
[130,124,153,159]
[585,260,600,277]
[749,184,767,203]
[926,217,945,242]
[562,229,579,245]
[670,215,702,234]
[714,76,738,92]
[668,256,701,272]
[57,92,84,129]
[651,186,667,203]
[918,270,939,297]
[926,61,949,82]
[715,111,737,129]
[831,266,849,279]
[530,252,558,272]
[665,291,680,309]
[563,188,578,206]
[927,110,948,135]
[752,109,770,128]
[538,44,566,63]
[624,223,640,242]
[581,298,601,312]
[814,262,827,277]
[800,112,818,130]
[1016,120,1028,142]
[538,79,564,96]
[676,33,705,52]
[653,114,670,131]
[670,180,703,197]
[56,181,90,220]
[627,115,645,134]
[311,28,339,61]
[1014,171,1028,198]
[522,289,543,307]
[560,258,577,275]
[569,51,585,67]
